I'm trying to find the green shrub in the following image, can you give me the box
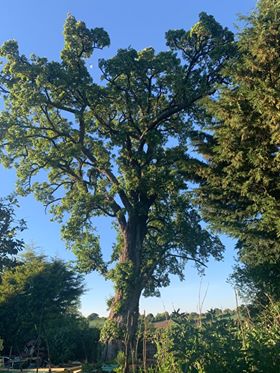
[149,303,280,373]
[167,317,246,372]
[243,301,280,372]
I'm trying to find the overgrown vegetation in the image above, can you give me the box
[196,0,280,308]
[142,304,280,373]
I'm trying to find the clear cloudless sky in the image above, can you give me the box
[0,0,257,317]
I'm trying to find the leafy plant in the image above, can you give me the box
[149,303,280,373]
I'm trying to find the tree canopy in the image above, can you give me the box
[0,12,233,292]
[0,12,235,359]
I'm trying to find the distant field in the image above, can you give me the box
[89,317,106,329]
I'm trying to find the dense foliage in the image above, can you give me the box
[0,251,98,364]
[195,0,280,304]
[0,196,25,273]
[196,0,280,254]
[146,305,280,373]
[0,11,235,356]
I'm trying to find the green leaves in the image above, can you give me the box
[166,12,235,97]
[0,196,26,274]
[0,39,19,60]
[61,15,110,69]
[0,252,85,355]
[0,13,234,313]
[158,303,280,373]
[63,15,110,58]
[197,0,280,241]
[194,0,280,303]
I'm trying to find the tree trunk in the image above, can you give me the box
[102,214,147,370]
[106,286,142,364]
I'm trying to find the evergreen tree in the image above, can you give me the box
[195,0,280,301]
[0,251,85,359]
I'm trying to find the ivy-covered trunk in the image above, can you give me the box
[105,285,142,364]
[101,214,147,366]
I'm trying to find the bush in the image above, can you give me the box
[243,301,280,372]
[149,303,280,373]
[166,316,246,372]
[46,317,100,364]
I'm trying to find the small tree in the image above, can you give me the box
[0,13,234,358]
[0,251,84,360]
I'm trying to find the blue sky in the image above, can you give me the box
[0,0,257,316]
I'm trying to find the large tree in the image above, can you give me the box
[194,0,280,302]
[0,13,234,359]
